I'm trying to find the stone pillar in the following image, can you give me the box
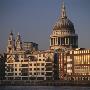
[50,38,51,46]
[55,38,56,45]
[52,38,54,45]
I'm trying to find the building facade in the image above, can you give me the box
[23,42,38,53]
[59,48,90,81]
[5,32,54,80]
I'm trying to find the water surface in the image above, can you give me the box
[0,86,90,90]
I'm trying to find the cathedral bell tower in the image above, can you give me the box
[15,32,23,51]
[50,1,78,50]
[7,31,15,53]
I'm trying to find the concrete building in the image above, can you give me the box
[59,48,90,81]
[5,32,54,80]
[67,48,90,81]
[23,42,38,53]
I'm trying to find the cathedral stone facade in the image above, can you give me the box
[50,2,78,50]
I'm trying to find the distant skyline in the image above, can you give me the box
[0,0,90,53]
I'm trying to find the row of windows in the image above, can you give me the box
[74,66,90,70]
[6,72,45,76]
[14,68,45,71]
[53,31,71,35]
[74,50,90,54]
[29,63,45,66]
[67,77,90,81]
[74,55,90,64]
[14,63,45,68]
[30,68,44,71]
[29,72,45,75]
[74,73,90,75]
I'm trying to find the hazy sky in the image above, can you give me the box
[0,0,90,53]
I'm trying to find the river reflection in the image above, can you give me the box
[0,86,90,90]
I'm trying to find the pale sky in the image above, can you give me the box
[0,0,90,53]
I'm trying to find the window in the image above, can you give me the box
[34,73,36,75]
[21,60,23,62]
[51,38,53,45]
[41,72,44,75]
[30,73,32,75]
[30,64,32,66]
[37,68,40,70]
[58,37,60,45]
[15,64,17,67]
[21,64,28,67]
[41,63,44,66]
[37,63,40,66]
[30,68,32,70]
[61,38,65,45]
[15,69,17,71]
[34,64,36,66]
[39,59,41,61]
[41,68,44,70]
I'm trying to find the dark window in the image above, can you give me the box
[51,38,53,45]
[21,64,28,67]
[41,73,44,75]
[30,68,32,70]
[37,63,40,66]
[34,73,36,75]
[41,63,44,66]
[58,37,60,45]
[30,64,32,66]
[61,38,65,45]
[39,59,41,61]
[41,68,44,70]
[34,64,36,66]
[37,68,40,70]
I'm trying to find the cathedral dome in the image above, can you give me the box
[53,2,75,32]
[53,17,75,31]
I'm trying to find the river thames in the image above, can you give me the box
[0,86,90,90]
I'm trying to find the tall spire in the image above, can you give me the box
[15,33,23,51]
[61,0,67,19]
[7,31,15,53]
